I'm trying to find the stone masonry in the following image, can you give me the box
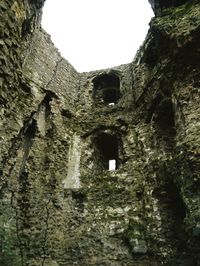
[0,0,200,265]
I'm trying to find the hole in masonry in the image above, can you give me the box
[93,74,121,105]
[94,133,119,172]
[109,159,116,171]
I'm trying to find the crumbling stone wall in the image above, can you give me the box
[0,0,200,265]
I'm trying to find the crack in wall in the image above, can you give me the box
[45,58,63,91]
[1,91,56,265]
[0,111,36,194]
[1,91,56,194]
[18,118,37,178]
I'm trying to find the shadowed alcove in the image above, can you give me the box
[154,99,175,135]
[148,97,176,150]
[153,178,187,248]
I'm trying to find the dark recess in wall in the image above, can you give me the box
[93,74,121,105]
[93,133,119,171]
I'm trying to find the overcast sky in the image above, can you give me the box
[42,0,154,72]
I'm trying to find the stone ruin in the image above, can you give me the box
[0,0,200,265]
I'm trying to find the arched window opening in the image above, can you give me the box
[94,133,119,172]
[93,74,121,105]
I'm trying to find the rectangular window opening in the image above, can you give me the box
[109,159,116,171]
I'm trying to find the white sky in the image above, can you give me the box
[42,0,154,72]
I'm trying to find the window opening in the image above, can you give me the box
[93,74,121,105]
[109,160,116,171]
[94,133,119,172]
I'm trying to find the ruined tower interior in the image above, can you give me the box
[0,0,200,265]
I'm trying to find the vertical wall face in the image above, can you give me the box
[1,0,200,265]
[0,1,80,265]
[131,1,200,264]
